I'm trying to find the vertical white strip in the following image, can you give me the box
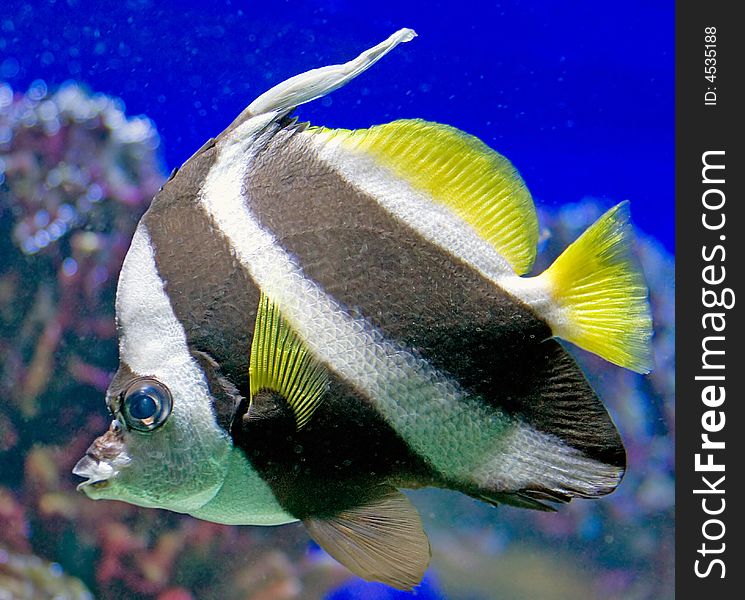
[310,134,516,279]
[112,224,232,511]
[117,225,201,380]
[114,224,289,519]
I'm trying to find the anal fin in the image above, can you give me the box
[475,489,570,512]
[304,488,431,590]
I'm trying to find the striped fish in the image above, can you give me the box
[73,29,653,590]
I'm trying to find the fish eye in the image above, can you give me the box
[121,378,173,432]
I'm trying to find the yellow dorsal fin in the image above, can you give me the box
[311,119,539,274]
[249,292,328,429]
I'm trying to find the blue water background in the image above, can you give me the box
[2,0,674,252]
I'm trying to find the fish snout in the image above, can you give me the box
[72,420,131,493]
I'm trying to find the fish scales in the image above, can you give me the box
[199,115,598,494]
[199,115,505,482]
[141,144,258,413]
[242,124,623,468]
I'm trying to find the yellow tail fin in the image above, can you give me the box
[537,202,653,373]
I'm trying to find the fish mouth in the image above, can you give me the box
[73,420,131,492]
[72,454,118,490]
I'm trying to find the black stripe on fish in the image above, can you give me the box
[142,143,259,420]
[232,377,437,520]
[244,126,624,470]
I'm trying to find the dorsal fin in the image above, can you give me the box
[249,292,328,429]
[226,28,416,133]
[310,119,539,274]
[304,487,431,590]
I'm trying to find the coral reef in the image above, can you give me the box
[0,79,163,421]
[0,545,93,600]
[0,80,674,599]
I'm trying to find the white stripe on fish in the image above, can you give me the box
[199,115,616,495]
[115,224,289,518]
[309,131,517,280]
[306,130,562,324]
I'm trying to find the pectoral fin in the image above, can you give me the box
[304,488,431,590]
[249,292,328,429]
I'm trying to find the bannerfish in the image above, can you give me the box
[73,28,653,590]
